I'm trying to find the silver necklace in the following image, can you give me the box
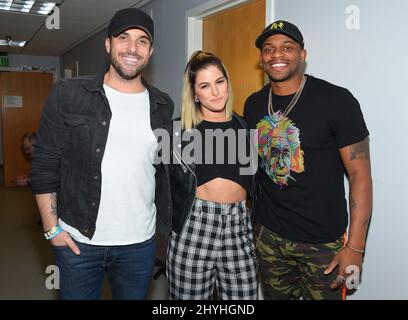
[268,75,307,117]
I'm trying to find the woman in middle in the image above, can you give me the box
[167,51,258,300]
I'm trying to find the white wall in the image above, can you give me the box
[60,28,108,78]
[8,54,60,80]
[273,0,408,299]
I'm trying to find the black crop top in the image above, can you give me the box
[192,117,252,193]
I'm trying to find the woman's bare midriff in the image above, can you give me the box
[196,177,247,204]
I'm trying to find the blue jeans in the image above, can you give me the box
[52,236,156,300]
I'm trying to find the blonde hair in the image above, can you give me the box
[181,51,234,130]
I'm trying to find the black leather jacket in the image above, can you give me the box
[169,113,257,235]
[31,73,174,239]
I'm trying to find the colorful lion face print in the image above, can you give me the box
[256,111,305,186]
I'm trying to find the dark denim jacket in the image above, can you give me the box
[31,73,174,239]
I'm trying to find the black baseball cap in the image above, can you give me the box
[255,20,304,49]
[107,8,154,43]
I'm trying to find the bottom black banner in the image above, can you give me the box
[2,300,404,318]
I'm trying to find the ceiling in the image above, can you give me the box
[0,0,151,56]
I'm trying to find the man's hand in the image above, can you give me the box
[36,193,80,255]
[324,247,363,290]
[50,230,81,255]
[16,174,29,187]
[325,137,372,291]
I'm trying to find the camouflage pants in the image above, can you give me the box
[256,223,344,300]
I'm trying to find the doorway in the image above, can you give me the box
[187,0,272,115]
[0,71,53,187]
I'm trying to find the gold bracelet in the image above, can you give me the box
[346,243,365,253]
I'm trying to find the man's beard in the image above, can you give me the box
[268,73,292,83]
[109,53,148,80]
[267,67,296,83]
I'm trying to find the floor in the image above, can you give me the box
[0,168,168,300]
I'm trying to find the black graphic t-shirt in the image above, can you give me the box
[244,75,369,243]
[194,117,252,194]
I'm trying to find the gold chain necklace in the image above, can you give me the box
[268,75,307,117]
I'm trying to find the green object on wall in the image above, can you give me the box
[0,55,9,67]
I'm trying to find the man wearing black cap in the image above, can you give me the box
[31,8,174,299]
[244,20,372,300]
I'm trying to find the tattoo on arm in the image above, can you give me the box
[349,137,370,161]
[349,193,357,210]
[349,192,371,226]
[50,193,57,217]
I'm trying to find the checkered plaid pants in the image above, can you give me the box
[166,198,258,300]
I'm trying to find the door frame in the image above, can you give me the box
[186,0,274,60]
[0,67,56,82]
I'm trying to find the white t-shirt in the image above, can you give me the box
[60,84,158,245]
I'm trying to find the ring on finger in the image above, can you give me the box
[337,275,346,283]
